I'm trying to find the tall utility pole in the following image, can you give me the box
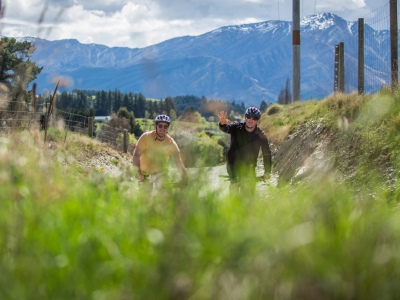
[390,0,398,90]
[358,18,364,94]
[292,0,301,102]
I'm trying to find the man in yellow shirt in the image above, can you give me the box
[133,114,187,196]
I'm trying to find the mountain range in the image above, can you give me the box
[26,13,392,106]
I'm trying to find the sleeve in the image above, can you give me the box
[220,122,239,133]
[219,123,230,133]
[136,133,147,149]
[260,131,272,173]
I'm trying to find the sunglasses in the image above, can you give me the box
[157,124,169,129]
[245,115,260,121]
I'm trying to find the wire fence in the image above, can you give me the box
[362,1,392,94]
[95,122,130,151]
[0,99,40,131]
[56,109,90,134]
[343,1,396,94]
[0,99,131,152]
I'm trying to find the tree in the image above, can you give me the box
[117,106,133,121]
[179,107,203,123]
[134,93,146,118]
[94,90,108,115]
[169,109,177,121]
[278,78,292,105]
[112,89,123,113]
[122,94,133,112]
[0,37,42,100]
[117,106,143,137]
[164,96,175,116]
[260,100,268,112]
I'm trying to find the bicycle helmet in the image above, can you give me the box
[154,114,171,124]
[245,107,261,120]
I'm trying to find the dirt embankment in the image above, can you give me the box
[272,119,336,185]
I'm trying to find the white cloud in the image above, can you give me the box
[316,0,366,14]
[0,0,386,48]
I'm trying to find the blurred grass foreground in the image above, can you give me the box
[2,91,400,299]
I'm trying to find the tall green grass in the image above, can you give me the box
[1,125,400,299]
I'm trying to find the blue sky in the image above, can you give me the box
[0,0,386,48]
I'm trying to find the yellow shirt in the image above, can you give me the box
[135,130,180,175]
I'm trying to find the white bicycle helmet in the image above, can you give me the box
[245,107,261,120]
[154,114,171,124]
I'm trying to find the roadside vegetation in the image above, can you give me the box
[2,5,400,298]
[1,88,400,299]
[263,89,400,190]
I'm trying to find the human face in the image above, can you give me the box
[245,116,259,132]
[155,122,169,139]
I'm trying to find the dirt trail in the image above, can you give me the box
[185,164,277,196]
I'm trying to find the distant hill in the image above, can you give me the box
[24,13,392,106]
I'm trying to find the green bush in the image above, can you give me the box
[267,104,281,115]
[179,131,224,167]
[45,126,64,142]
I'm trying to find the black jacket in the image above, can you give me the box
[219,122,272,173]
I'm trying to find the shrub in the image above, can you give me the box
[46,126,64,142]
[267,104,281,115]
[175,130,224,167]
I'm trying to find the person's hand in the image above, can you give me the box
[136,172,144,181]
[218,111,229,125]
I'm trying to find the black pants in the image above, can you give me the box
[227,163,257,194]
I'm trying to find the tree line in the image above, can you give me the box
[53,89,253,121]
[46,88,253,137]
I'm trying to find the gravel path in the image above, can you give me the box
[185,164,277,197]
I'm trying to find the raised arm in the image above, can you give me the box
[218,111,229,126]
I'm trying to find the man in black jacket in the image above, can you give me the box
[219,106,272,194]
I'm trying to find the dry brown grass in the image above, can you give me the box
[259,92,376,147]
[259,100,319,146]
[316,92,370,122]
[266,125,291,146]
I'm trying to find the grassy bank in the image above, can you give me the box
[263,90,400,190]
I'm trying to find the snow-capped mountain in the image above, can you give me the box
[28,13,392,105]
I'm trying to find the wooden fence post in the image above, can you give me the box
[339,42,345,93]
[88,117,94,137]
[334,44,339,92]
[123,129,128,153]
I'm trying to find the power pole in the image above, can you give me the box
[292,0,301,102]
[358,18,364,94]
